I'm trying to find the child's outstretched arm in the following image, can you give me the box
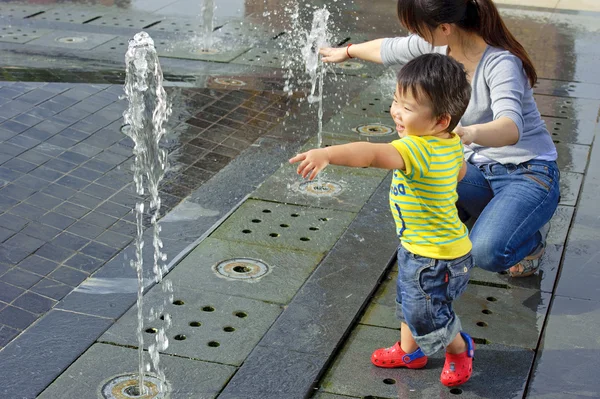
[289,142,405,181]
[319,39,385,64]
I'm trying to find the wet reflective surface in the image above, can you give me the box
[0,0,599,398]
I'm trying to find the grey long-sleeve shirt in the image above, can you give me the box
[381,35,557,165]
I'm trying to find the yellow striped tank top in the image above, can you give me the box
[389,134,472,259]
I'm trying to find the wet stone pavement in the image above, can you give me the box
[0,0,599,399]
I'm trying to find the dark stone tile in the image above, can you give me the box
[21,126,55,141]
[16,89,58,105]
[46,135,78,150]
[0,226,15,243]
[33,142,64,157]
[108,190,138,208]
[54,202,90,219]
[6,134,41,150]
[95,175,129,191]
[3,158,37,174]
[52,232,89,252]
[83,158,115,173]
[0,119,29,134]
[55,175,88,191]
[0,152,12,165]
[41,184,76,200]
[66,221,104,240]
[189,136,218,150]
[58,127,89,142]
[44,158,77,173]
[0,309,112,399]
[0,183,35,200]
[68,192,103,209]
[193,151,232,172]
[187,117,213,129]
[18,255,59,276]
[0,166,23,182]
[0,325,19,348]
[108,220,137,236]
[38,212,76,230]
[58,151,89,165]
[71,143,102,157]
[0,262,10,276]
[30,278,72,301]
[82,183,117,199]
[158,181,191,198]
[65,253,104,273]
[0,143,27,157]
[0,305,36,330]
[36,120,70,136]
[0,128,17,141]
[93,151,129,166]
[13,174,49,191]
[96,201,131,218]
[94,230,132,250]
[0,195,18,209]
[48,266,88,287]
[81,211,118,229]
[18,150,52,166]
[0,267,43,289]
[21,222,61,241]
[0,281,24,303]
[35,243,73,263]
[80,242,119,261]
[24,192,63,210]
[9,203,46,221]
[12,113,44,127]
[218,346,325,399]
[28,166,63,183]
[212,144,241,158]
[13,292,56,314]
[0,213,28,231]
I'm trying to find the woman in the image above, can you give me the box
[320,0,559,277]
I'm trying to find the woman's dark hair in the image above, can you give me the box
[397,53,471,132]
[397,0,537,86]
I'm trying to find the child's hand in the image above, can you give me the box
[319,47,349,63]
[289,148,330,180]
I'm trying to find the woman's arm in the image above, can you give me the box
[319,39,385,64]
[455,117,519,147]
[289,142,404,180]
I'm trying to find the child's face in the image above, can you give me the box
[390,84,439,138]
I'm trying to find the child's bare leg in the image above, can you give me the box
[446,331,468,354]
[400,322,419,353]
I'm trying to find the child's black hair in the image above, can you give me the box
[396,53,471,132]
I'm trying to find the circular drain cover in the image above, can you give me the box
[191,48,220,55]
[297,181,343,197]
[214,258,269,280]
[355,124,394,136]
[337,61,364,70]
[213,77,247,87]
[101,374,169,399]
[56,36,87,43]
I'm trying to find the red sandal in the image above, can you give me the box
[371,342,428,369]
[440,332,475,387]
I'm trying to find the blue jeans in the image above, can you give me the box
[457,160,560,273]
[395,246,473,355]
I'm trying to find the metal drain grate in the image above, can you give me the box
[354,123,395,137]
[214,258,270,280]
[0,5,49,19]
[296,180,343,197]
[101,373,169,399]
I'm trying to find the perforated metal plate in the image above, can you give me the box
[93,37,131,53]
[145,18,203,34]
[216,21,283,43]
[157,40,250,63]
[319,325,534,398]
[38,343,235,399]
[0,4,50,19]
[87,13,163,29]
[0,26,51,44]
[544,115,595,145]
[29,8,103,24]
[211,199,356,254]
[321,113,397,143]
[100,285,281,366]
[252,158,387,212]
[229,47,286,68]
[166,237,323,304]
[27,31,116,50]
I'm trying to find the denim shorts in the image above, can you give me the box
[395,245,473,355]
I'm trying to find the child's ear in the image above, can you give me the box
[435,114,451,132]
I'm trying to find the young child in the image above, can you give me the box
[290,53,475,387]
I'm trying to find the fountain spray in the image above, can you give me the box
[123,31,172,395]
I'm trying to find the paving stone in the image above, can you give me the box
[30,7,104,24]
[28,31,117,51]
[527,296,600,399]
[9,202,47,220]
[252,159,387,213]
[65,253,103,273]
[0,305,37,330]
[319,325,533,399]
[54,201,90,219]
[87,11,162,29]
[0,281,25,303]
[211,199,357,254]
[30,278,72,301]
[52,232,89,252]
[534,95,600,121]
[0,234,45,265]
[0,325,19,348]
[24,192,63,210]
[168,237,323,304]
[66,220,104,239]
[321,113,398,143]
[100,285,282,366]
[13,292,56,314]
[0,26,52,44]
[38,343,236,399]
[0,226,15,243]
[48,266,88,287]
[35,243,73,263]
[39,212,76,230]
[0,3,50,19]
[555,142,590,174]
[559,172,583,206]
[41,184,77,200]
[18,255,59,276]
[21,222,61,241]
[158,40,251,63]
[0,213,28,231]
[0,183,35,202]
[0,309,113,399]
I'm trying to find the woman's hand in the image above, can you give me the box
[319,47,349,63]
[289,148,330,180]
[455,125,477,145]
